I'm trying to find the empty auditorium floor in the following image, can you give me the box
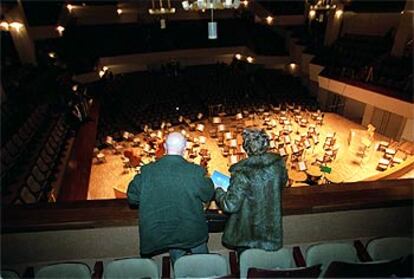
[88,113,414,200]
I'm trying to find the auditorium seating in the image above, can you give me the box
[35,262,91,278]
[1,270,20,279]
[312,32,412,102]
[305,242,359,269]
[239,248,293,278]
[95,64,318,148]
[103,258,159,279]
[366,237,413,261]
[173,254,229,278]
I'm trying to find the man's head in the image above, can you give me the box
[165,132,187,156]
[242,128,269,156]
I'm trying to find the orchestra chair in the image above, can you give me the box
[322,259,401,278]
[239,248,293,278]
[34,262,93,278]
[247,265,321,278]
[1,269,20,278]
[173,254,229,278]
[103,258,158,279]
[366,237,412,261]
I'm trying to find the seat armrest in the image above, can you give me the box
[229,251,239,276]
[23,266,34,279]
[92,261,104,279]
[354,240,372,262]
[293,246,306,267]
[162,256,171,279]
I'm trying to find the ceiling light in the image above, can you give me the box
[102,66,108,71]
[266,16,273,25]
[242,0,248,7]
[117,8,123,15]
[0,21,9,31]
[335,10,343,18]
[246,56,254,63]
[48,52,56,58]
[66,4,73,12]
[235,53,242,60]
[10,22,23,32]
[309,10,316,19]
[56,25,65,36]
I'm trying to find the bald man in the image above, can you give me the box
[127,132,214,264]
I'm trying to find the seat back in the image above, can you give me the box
[173,254,229,278]
[305,243,358,269]
[366,237,413,261]
[35,263,91,278]
[322,259,400,278]
[247,264,322,278]
[240,248,293,278]
[103,258,159,279]
[1,269,20,278]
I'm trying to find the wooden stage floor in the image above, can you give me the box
[88,113,414,200]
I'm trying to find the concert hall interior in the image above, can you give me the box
[1,0,413,277]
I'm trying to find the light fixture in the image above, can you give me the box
[160,18,166,29]
[102,66,108,71]
[401,11,404,14]
[309,10,316,19]
[98,70,105,78]
[182,1,242,39]
[235,53,242,60]
[208,20,217,39]
[117,8,123,15]
[335,9,343,18]
[246,56,254,63]
[181,0,241,11]
[0,21,9,31]
[242,0,248,7]
[289,63,296,70]
[56,25,65,36]
[66,4,73,12]
[10,22,23,32]
[149,0,175,15]
[72,84,78,91]
[48,52,56,58]
[266,16,273,25]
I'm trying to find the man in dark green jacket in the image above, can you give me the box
[127,132,214,264]
[215,128,288,254]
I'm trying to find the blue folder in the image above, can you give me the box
[211,171,230,191]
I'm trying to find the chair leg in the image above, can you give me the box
[162,256,171,279]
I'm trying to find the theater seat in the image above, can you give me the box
[366,237,412,261]
[1,269,20,278]
[103,258,158,279]
[239,248,293,278]
[35,262,91,278]
[173,254,229,278]
[305,243,358,269]
[247,264,322,278]
[322,259,400,278]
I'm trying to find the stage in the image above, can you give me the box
[88,112,414,200]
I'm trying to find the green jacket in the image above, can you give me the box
[215,153,287,251]
[127,155,214,255]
